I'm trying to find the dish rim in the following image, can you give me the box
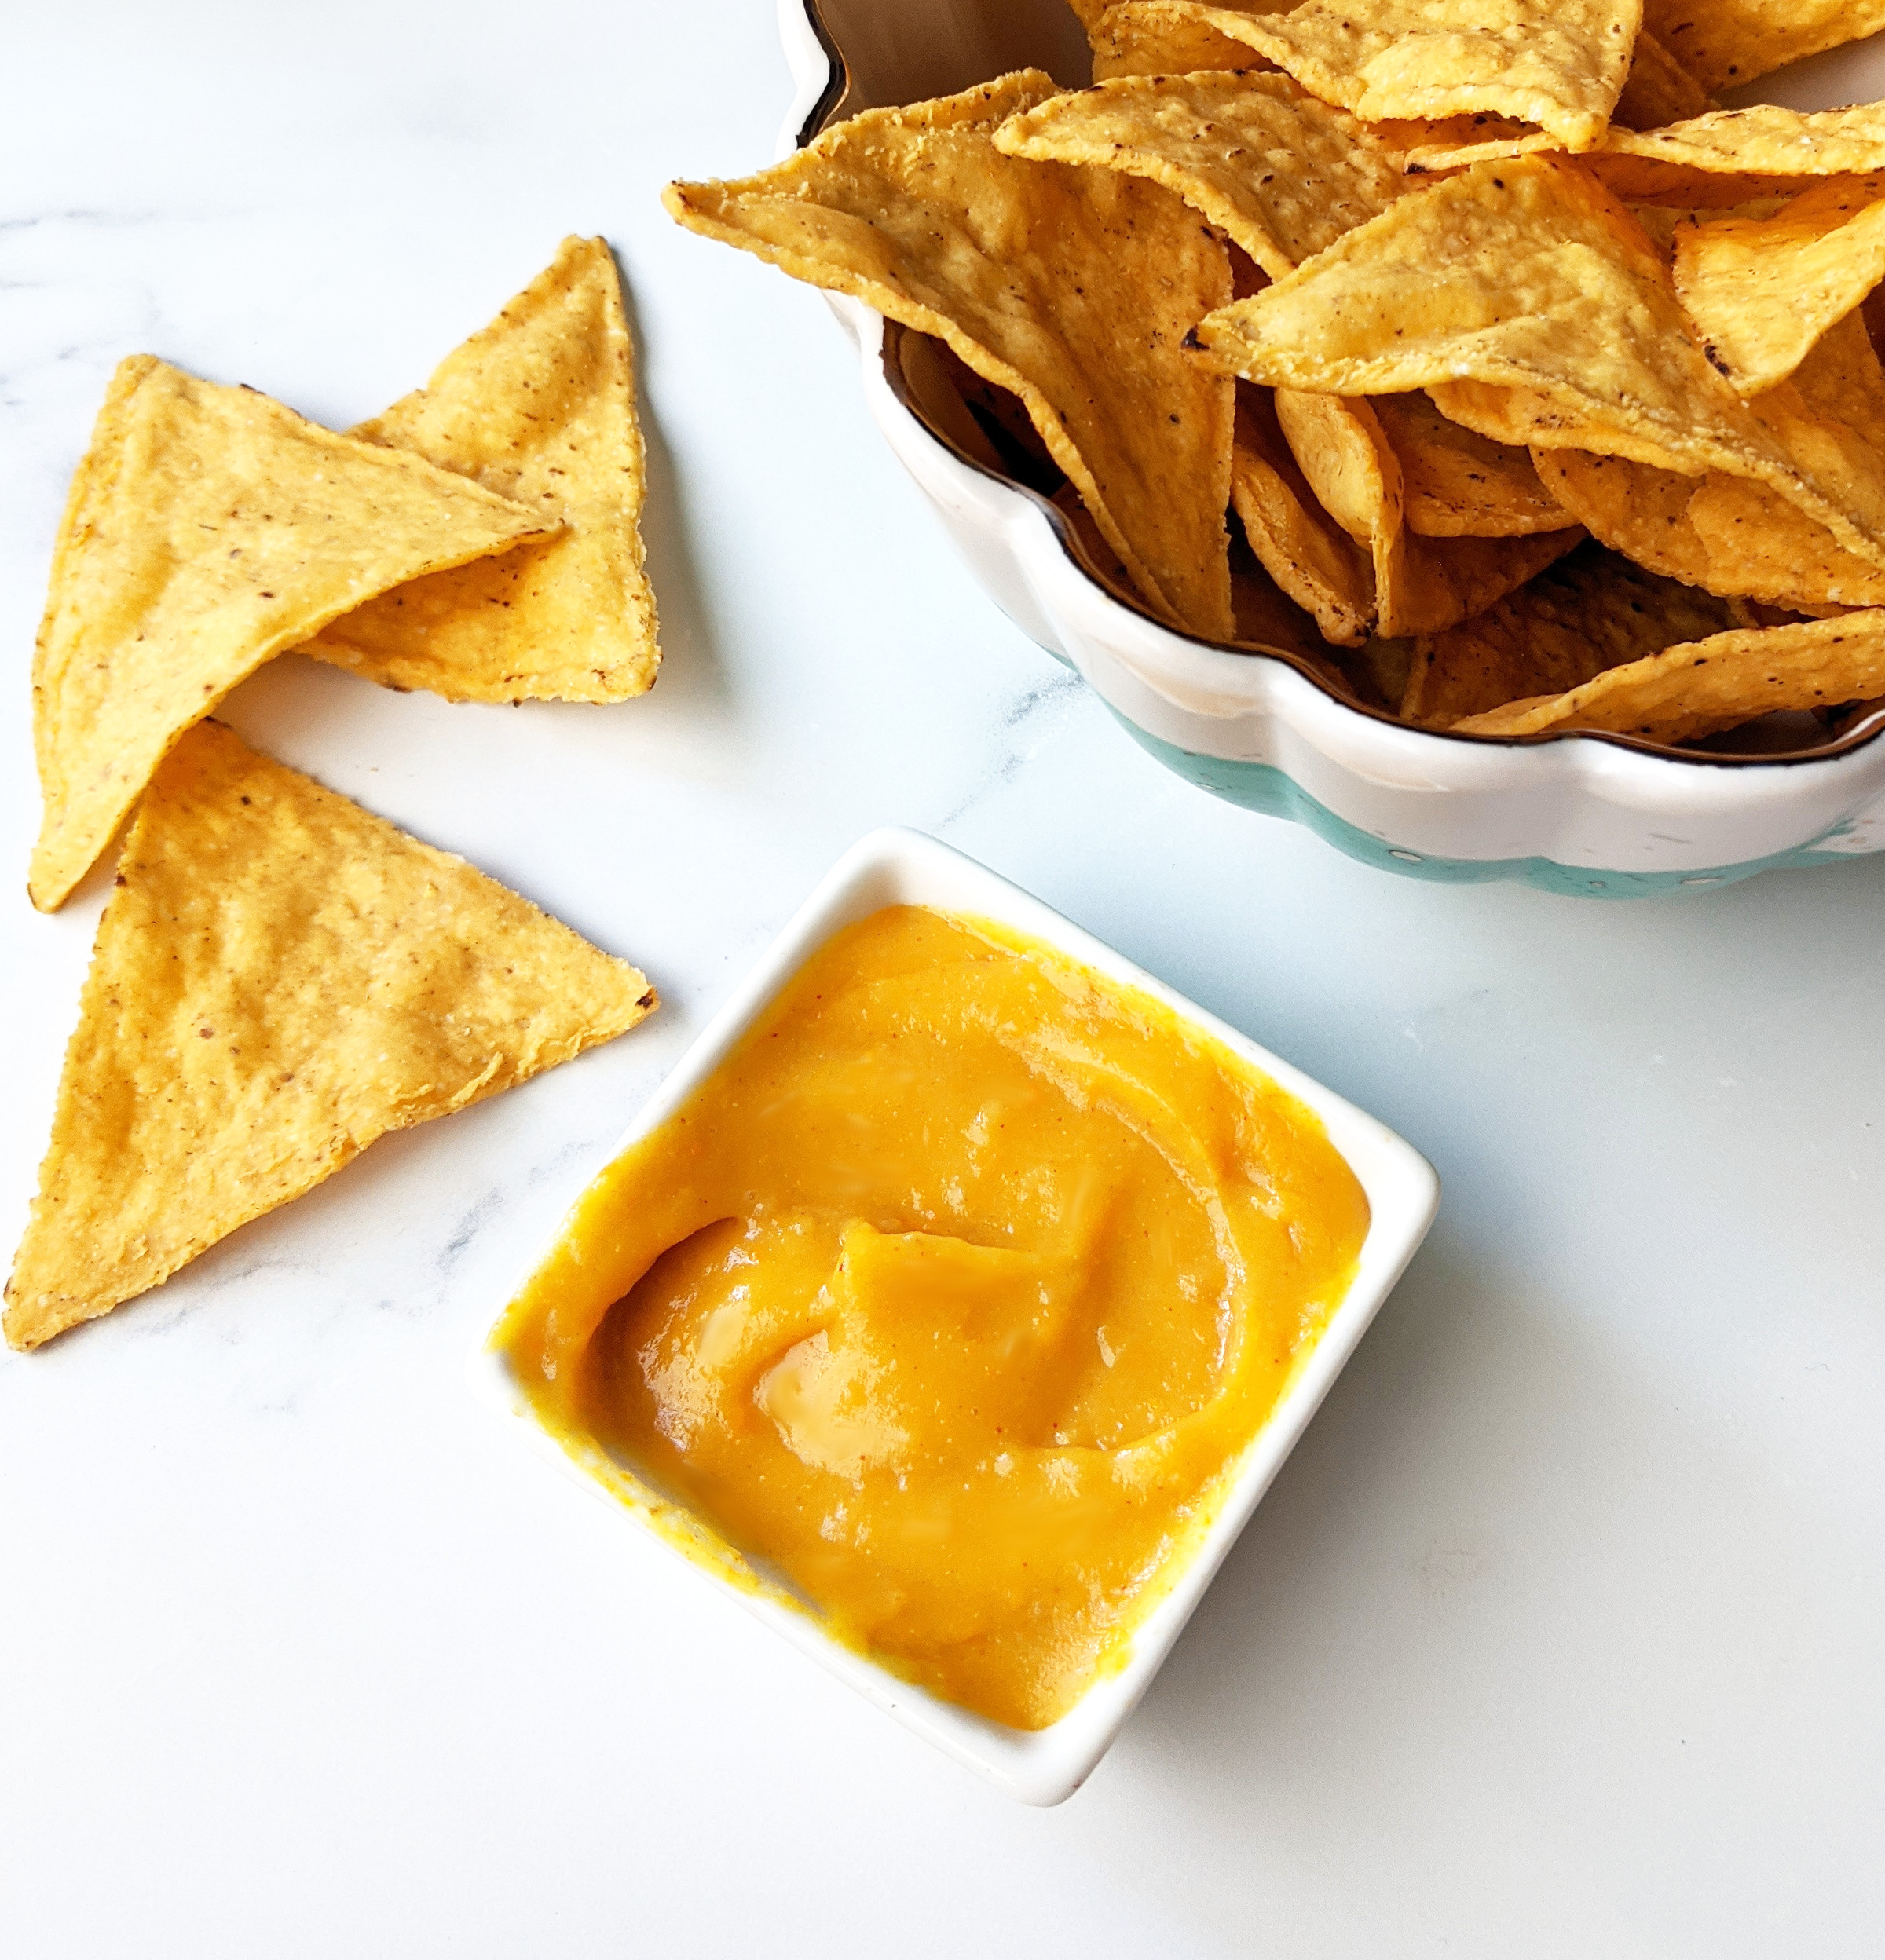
[469,826,1440,1804]
[781,0,1885,779]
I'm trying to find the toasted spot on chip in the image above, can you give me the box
[1593,104,1885,207]
[3,720,656,1351]
[665,71,1233,641]
[27,359,558,914]
[995,71,1406,280]
[1452,609,1885,740]
[1642,0,1885,96]
[1673,177,1885,397]
[1401,539,1742,724]
[1372,391,1568,536]
[302,236,660,704]
[1189,0,1642,155]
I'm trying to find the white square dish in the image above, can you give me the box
[468,828,1440,1803]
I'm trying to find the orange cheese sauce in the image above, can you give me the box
[496,905,1370,1729]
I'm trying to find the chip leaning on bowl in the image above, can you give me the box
[667,0,1885,755]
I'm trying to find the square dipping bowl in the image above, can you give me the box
[470,828,1440,1804]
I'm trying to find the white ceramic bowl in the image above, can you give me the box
[470,828,1440,1803]
[774,0,1885,897]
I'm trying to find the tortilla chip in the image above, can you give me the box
[1272,388,1409,632]
[1257,387,1581,638]
[1398,124,1563,177]
[1089,2,1278,80]
[1790,302,1885,447]
[1532,450,1715,582]
[1611,28,1712,129]
[1437,360,1885,576]
[1593,105,1885,207]
[1536,451,1885,612]
[1275,391,1396,543]
[1194,159,1734,469]
[301,237,659,704]
[1372,391,1566,536]
[1672,178,1885,397]
[1208,0,1640,154]
[1232,391,1375,645]
[1065,0,1114,27]
[994,71,1405,280]
[1532,319,1885,611]
[3,720,656,1351]
[1401,540,1741,723]
[1686,477,1885,612]
[1196,157,1885,576]
[665,73,1235,640]
[1642,1,1885,94]
[1389,526,1586,638]
[1391,29,1707,173]
[1453,610,1885,740]
[27,358,558,915]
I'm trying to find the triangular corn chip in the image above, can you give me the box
[1195,156,1885,577]
[4,720,656,1351]
[1453,610,1885,740]
[994,71,1406,280]
[1389,526,1584,638]
[1535,453,1885,616]
[1206,0,1642,154]
[1592,105,1885,207]
[1245,386,1580,642]
[1089,2,1279,80]
[665,73,1234,639]
[27,358,558,913]
[1232,392,1376,645]
[1393,31,1705,174]
[1535,313,1885,616]
[1642,1,1885,95]
[1673,178,1885,397]
[1275,389,1405,638]
[1397,124,1564,177]
[300,236,659,705]
[1400,541,1741,724]
[1611,29,1712,128]
[1371,392,1567,537]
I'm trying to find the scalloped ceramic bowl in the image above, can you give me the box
[774,0,1885,897]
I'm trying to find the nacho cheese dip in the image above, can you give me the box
[498,905,1370,1729]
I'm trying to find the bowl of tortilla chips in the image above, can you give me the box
[677,0,1885,894]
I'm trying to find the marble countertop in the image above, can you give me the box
[3,5,1883,1954]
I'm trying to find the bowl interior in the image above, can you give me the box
[813,0,1086,118]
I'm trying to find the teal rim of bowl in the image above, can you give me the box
[1114,714,1869,898]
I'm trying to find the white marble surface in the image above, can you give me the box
[3,5,1883,1954]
